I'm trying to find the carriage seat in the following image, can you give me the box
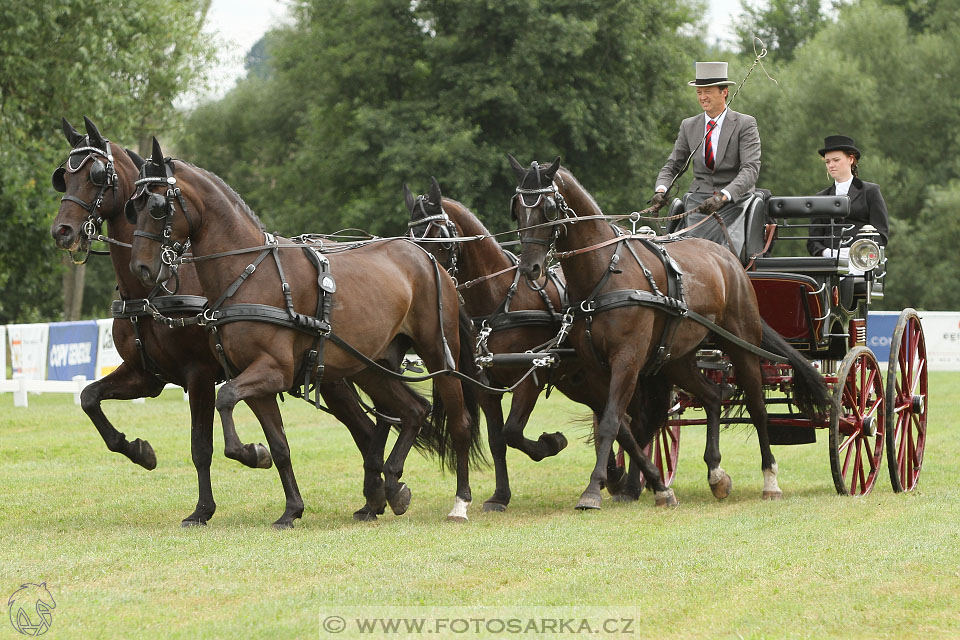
[665,190,769,266]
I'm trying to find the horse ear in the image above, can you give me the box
[429,176,442,204]
[151,137,164,165]
[544,156,562,181]
[402,183,416,212]
[62,118,83,147]
[506,154,526,181]
[83,116,105,149]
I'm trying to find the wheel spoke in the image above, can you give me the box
[850,437,864,494]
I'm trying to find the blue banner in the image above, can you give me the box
[47,321,99,381]
[867,311,899,362]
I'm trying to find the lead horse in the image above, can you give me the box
[128,139,482,527]
[508,156,833,508]
[50,119,434,525]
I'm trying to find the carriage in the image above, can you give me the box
[632,193,928,496]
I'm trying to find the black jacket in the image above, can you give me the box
[806,178,889,256]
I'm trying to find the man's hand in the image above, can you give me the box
[699,194,726,214]
[650,191,667,209]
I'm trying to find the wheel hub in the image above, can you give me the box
[861,415,877,438]
[911,394,925,414]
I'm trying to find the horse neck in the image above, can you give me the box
[555,174,621,298]
[444,200,523,314]
[104,152,149,299]
[183,172,270,298]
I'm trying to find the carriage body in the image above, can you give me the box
[663,195,927,496]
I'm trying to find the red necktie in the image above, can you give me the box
[704,119,717,171]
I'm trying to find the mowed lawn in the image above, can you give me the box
[1,373,957,639]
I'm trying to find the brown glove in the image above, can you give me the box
[649,191,668,212]
[699,194,726,214]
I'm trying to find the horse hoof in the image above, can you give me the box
[446,515,468,523]
[272,520,295,530]
[387,483,411,516]
[612,492,640,503]
[762,489,783,501]
[131,438,157,470]
[654,489,678,508]
[482,500,507,513]
[353,507,378,522]
[540,432,568,456]
[575,492,602,510]
[180,518,208,528]
[710,472,733,500]
[253,443,273,469]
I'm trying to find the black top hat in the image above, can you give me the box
[818,135,861,159]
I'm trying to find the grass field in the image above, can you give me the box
[1,374,958,639]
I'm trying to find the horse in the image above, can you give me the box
[49,118,429,525]
[127,138,482,527]
[406,178,673,509]
[507,156,833,508]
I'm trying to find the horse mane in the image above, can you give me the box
[181,161,265,232]
[556,166,603,216]
[444,198,492,237]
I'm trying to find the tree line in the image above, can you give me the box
[2,0,959,324]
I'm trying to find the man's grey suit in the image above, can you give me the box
[656,109,761,202]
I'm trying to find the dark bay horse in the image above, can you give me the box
[508,156,833,508]
[49,118,424,525]
[406,179,671,509]
[128,139,482,527]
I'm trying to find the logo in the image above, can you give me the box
[8,583,56,636]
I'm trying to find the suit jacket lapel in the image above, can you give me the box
[714,110,738,169]
[847,179,864,208]
[685,116,704,171]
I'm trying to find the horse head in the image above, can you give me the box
[404,177,460,273]
[50,117,142,254]
[507,154,564,282]
[127,137,193,287]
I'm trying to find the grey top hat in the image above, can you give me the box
[688,61,737,87]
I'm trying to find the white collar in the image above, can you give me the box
[834,176,854,194]
[704,109,728,127]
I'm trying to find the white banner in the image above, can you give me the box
[95,319,123,378]
[7,323,49,380]
[913,311,960,372]
[0,325,6,381]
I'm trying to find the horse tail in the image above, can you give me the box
[760,320,835,423]
[425,306,486,473]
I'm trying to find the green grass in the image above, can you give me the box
[1,374,958,639]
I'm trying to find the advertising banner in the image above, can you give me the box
[47,320,99,381]
[866,311,899,364]
[7,323,49,380]
[914,311,960,372]
[96,319,123,378]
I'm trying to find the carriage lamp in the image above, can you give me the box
[848,226,884,272]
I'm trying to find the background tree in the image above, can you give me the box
[0,0,216,323]
[180,0,702,238]
[735,0,827,61]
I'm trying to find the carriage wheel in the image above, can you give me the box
[829,346,885,496]
[885,309,928,492]
[638,423,681,491]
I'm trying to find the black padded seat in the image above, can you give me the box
[752,256,843,273]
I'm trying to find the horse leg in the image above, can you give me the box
[216,367,303,528]
[375,381,430,516]
[662,357,730,499]
[181,375,218,526]
[614,414,677,507]
[500,379,568,462]
[480,392,511,512]
[727,350,781,499]
[614,376,673,501]
[431,376,475,522]
[319,380,373,458]
[78,361,164,469]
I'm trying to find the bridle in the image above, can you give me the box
[407,195,460,281]
[129,159,199,292]
[52,138,120,263]
[512,171,577,250]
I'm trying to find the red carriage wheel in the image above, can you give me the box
[885,309,928,492]
[829,346,885,495]
[638,422,681,491]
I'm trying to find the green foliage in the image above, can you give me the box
[0,0,216,323]
[180,0,702,237]
[735,0,827,61]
